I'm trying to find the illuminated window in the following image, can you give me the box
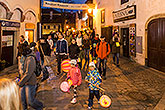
[121,0,129,5]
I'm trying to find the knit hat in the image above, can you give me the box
[89,62,96,68]
[69,59,77,65]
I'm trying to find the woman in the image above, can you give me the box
[0,78,21,110]
[69,38,80,60]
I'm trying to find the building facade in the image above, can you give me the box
[93,0,165,72]
[0,0,40,66]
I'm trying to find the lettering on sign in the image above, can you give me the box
[43,1,90,10]
[112,5,136,23]
[0,20,20,27]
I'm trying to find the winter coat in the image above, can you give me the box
[111,37,120,54]
[96,41,111,59]
[19,53,37,87]
[83,39,91,49]
[56,38,68,55]
[67,67,82,86]
[69,43,80,59]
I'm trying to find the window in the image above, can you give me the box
[54,25,56,29]
[121,0,129,5]
[48,25,50,29]
[44,26,46,29]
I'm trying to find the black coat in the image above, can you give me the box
[111,37,120,54]
[69,44,80,59]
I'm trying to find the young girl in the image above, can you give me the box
[85,62,102,109]
[67,59,82,104]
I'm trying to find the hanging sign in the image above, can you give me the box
[43,1,90,10]
[112,5,136,23]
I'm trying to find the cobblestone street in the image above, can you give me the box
[0,56,165,110]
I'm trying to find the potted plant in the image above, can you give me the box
[0,60,6,71]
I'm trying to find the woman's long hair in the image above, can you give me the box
[0,78,21,110]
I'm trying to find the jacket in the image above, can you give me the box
[19,53,37,87]
[83,39,91,49]
[96,41,111,59]
[111,37,120,54]
[85,70,102,90]
[69,43,80,59]
[56,38,68,55]
[67,67,82,86]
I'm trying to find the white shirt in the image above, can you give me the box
[76,37,82,47]
[47,39,53,49]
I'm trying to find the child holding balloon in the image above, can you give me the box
[85,62,102,109]
[67,59,82,104]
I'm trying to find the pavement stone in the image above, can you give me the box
[0,56,165,110]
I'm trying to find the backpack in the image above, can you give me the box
[28,55,42,77]
[97,42,109,52]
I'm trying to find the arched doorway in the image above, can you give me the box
[147,18,165,72]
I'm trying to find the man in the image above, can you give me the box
[111,33,120,67]
[19,45,43,110]
[96,36,110,80]
[56,32,69,75]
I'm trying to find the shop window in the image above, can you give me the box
[48,25,50,29]
[44,26,46,29]
[121,0,129,5]
[54,25,56,29]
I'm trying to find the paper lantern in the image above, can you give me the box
[68,79,73,86]
[99,95,111,108]
[61,59,71,73]
[60,81,70,92]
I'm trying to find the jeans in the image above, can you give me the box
[113,53,119,65]
[97,58,107,76]
[21,85,43,110]
[83,49,90,69]
[88,90,100,107]
[57,55,67,73]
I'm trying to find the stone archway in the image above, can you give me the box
[145,14,165,72]
[0,2,12,19]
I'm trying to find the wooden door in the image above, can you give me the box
[101,26,112,43]
[148,18,165,72]
[121,28,129,57]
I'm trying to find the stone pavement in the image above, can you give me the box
[0,56,165,110]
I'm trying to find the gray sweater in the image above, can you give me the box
[19,53,37,87]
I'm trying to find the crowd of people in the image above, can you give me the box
[0,28,121,110]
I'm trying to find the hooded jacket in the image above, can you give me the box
[67,67,82,86]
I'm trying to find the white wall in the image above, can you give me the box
[94,0,165,65]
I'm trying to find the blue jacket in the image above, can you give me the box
[56,38,68,55]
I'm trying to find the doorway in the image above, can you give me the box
[148,18,165,72]
[121,28,129,58]
[25,30,34,43]
[1,31,14,67]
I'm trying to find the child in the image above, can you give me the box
[78,46,85,70]
[85,62,102,109]
[67,59,82,104]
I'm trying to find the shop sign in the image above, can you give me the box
[25,23,35,29]
[112,5,136,23]
[0,20,20,27]
[43,1,90,10]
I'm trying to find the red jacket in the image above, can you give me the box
[96,41,111,59]
[67,67,82,86]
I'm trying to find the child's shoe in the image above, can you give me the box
[71,98,77,104]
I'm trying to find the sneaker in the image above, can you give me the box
[71,98,77,104]
[88,106,92,109]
